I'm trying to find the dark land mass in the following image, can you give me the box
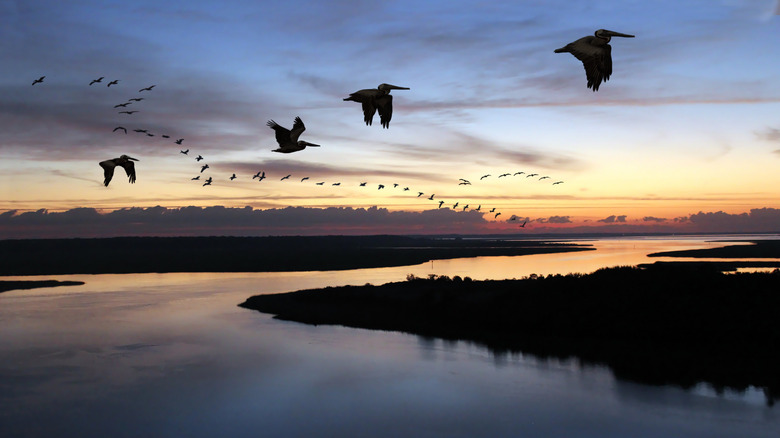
[0,280,85,293]
[0,236,592,276]
[241,264,780,406]
[649,240,780,259]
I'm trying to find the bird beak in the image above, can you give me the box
[604,30,634,38]
[128,156,139,161]
[385,84,410,90]
[305,142,321,147]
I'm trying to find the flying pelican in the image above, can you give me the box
[133,129,147,133]
[267,117,320,153]
[175,139,183,145]
[252,171,264,179]
[107,80,119,87]
[475,205,481,211]
[403,187,409,191]
[462,205,469,211]
[180,149,189,155]
[343,83,410,128]
[139,85,156,92]
[520,221,527,228]
[146,133,154,137]
[489,208,496,213]
[378,184,385,190]
[458,181,471,186]
[257,172,266,181]
[360,182,367,187]
[281,174,291,181]
[453,202,459,209]
[458,178,470,184]
[554,29,635,91]
[113,126,127,134]
[230,174,237,180]
[428,194,434,200]
[438,200,444,208]
[203,177,213,186]
[539,176,550,180]
[514,172,525,176]
[498,173,510,178]
[196,155,204,161]
[129,98,144,102]
[495,212,501,219]
[332,182,341,186]
[553,181,564,185]
[315,182,324,185]
[32,76,45,86]
[191,175,200,181]
[89,77,104,86]
[200,164,209,173]
[480,174,491,180]
[301,177,310,182]
[417,192,424,197]
[118,111,138,114]
[526,173,538,178]
[114,102,131,108]
[161,135,170,138]
[99,154,138,187]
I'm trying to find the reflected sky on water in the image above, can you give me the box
[1,236,779,437]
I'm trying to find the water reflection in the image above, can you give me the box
[1,236,779,437]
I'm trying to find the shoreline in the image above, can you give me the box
[0,280,85,293]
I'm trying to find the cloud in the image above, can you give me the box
[642,216,667,223]
[687,208,780,233]
[536,215,571,224]
[598,215,627,223]
[757,127,780,142]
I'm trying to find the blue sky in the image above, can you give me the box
[1,0,779,236]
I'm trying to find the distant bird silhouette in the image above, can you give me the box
[555,29,635,91]
[459,178,470,184]
[458,181,471,186]
[526,173,538,178]
[180,149,189,155]
[32,76,45,86]
[133,129,147,133]
[114,102,131,108]
[332,182,340,186]
[403,187,409,191]
[393,183,399,188]
[196,155,203,161]
[267,116,320,153]
[139,85,156,92]
[113,126,127,134]
[200,164,209,173]
[99,154,138,186]
[129,97,144,102]
[378,184,385,190]
[89,77,104,86]
[315,182,324,185]
[489,208,496,213]
[161,135,170,138]
[417,192,424,197]
[253,171,264,180]
[438,200,444,208]
[301,177,309,182]
[428,194,434,200]
[475,205,481,211]
[539,176,550,180]
[118,110,137,114]
[146,133,154,137]
[495,212,501,219]
[453,202,459,209]
[481,174,491,180]
[360,182,367,187]
[175,139,183,145]
[343,83,410,128]
[498,173,510,178]
[230,174,237,180]
[203,177,213,186]
[257,172,266,181]
[107,80,119,87]
[281,174,291,180]
[462,205,469,211]
[519,220,527,228]
[514,171,524,176]
[553,181,564,185]
[191,175,200,181]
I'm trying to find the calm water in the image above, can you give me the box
[1,236,779,438]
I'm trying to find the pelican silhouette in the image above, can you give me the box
[462,205,469,211]
[301,177,309,182]
[403,187,409,191]
[378,184,385,190]
[453,202,459,209]
[495,212,501,219]
[514,172,525,176]
[161,135,170,138]
[267,117,320,153]
[32,76,45,86]
[475,205,481,211]
[118,111,137,114]
[438,200,444,208]
[428,194,435,200]
[332,182,341,186]
[113,126,127,134]
[139,85,156,92]
[89,77,104,86]
[417,192,424,197]
[360,182,367,187]
[281,174,291,181]
[175,139,183,145]
[519,220,527,228]
[107,80,119,87]
[393,183,399,188]
[230,174,237,180]
[315,182,324,185]
[133,129,147,133]
[203,177,213,186]
[200,164,209,173]
[129,98,144,102]
[498,173,510,178]
[480,174,491,180]
[539,176,550,180]
[553,181,564,185]
[458,178,470,184]
[180,149,189,155]
[555,29,635,91]
[257,172,266,181]
[253,171,264,180]
[146,133,154,137]
[196,155,203,161]
[489,208,496,213]
[526,173,538,178]
[99,154,138,187]
[343,83,410,128]
[191,175,200,181]
[114,102,131,108]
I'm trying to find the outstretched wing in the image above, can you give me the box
[361,99,377,126]
[122,161,136,184]
[99,160,116,187]
[565,37,612,91]
[289,117,305,143]
[376,94,393,128]
[267,120,291,146]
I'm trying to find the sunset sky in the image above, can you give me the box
[1,0,779,237]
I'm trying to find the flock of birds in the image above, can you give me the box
[31,29,635,225]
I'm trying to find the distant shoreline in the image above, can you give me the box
[241,263,780,406]
[0,280,85,293]
[0,235,592,276]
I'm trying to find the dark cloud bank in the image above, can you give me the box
[1,206,780,239]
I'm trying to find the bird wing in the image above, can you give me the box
[121,160,136,184]
[289,117,306,143]
[267,120,291,146]
[566,38,612,91]
[99,160,116,186]
[376,94,393,128]
[361,99,377,126]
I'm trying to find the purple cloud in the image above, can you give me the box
[598,215,627,223]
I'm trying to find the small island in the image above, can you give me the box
[0,280,85,293]
[241,263,780,406]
